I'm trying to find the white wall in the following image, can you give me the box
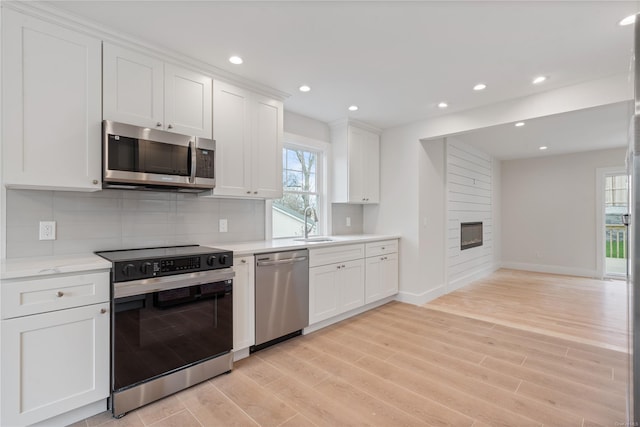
[364,122,425,304]
[446,138,495,290]
[365,78,628,305]
[501,147,626,276]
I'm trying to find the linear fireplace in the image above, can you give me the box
[461,222,483,250]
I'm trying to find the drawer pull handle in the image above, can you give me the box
[56,291,64,298]
[101,308,107,314]
[241,259,247,264]
[381,247,385,250]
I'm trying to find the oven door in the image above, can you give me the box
[112,270,233,393]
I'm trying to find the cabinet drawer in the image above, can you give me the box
[309,244,365,268]
[365,240,398,257]
[1,272,110,319]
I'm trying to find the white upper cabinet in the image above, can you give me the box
[331,121,381,204]
[103,43,212,138]
[212,80,283,199]
[2,9,102,191]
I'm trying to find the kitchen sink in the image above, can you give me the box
[294,236,334,242]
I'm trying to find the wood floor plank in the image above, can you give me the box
[480,356,626,413]
[516,379,625,426]
[212,370,297,426]
[78,269,629,427]
[354,355,542,427]
[309,351,475,427]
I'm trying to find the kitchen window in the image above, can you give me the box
[270,138,326,239]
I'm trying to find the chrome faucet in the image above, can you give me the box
[303,206,317,239]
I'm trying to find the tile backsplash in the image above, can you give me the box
[331,203,364,235]
[6,189,265,258]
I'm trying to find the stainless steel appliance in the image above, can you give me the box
[252,249,309,352]
[102,120,215,192]
[95,245,234,418]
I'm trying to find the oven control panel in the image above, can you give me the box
[112,251,233,282]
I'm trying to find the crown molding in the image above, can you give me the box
[2,1,291,101]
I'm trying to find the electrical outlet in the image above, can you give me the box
[39,221,56,240]
[346,217,351,227]
[219,219,228,233]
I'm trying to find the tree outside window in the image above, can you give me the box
[272,147,320,238]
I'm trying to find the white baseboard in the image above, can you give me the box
[31,399,107,427]
[500,261,597,278]
[233,347,251,362]
[447,265,499,292]
[395,284,446,306]
[303,296,396,334]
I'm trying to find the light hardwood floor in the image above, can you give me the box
[72,269,630,427]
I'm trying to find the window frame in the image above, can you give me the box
[266,133,330,240]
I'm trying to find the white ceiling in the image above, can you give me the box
[452,101,633,160]
[47,0,637,158]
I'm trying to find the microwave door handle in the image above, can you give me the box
[189,140,196,184]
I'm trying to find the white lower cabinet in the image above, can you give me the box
[0,271,110,426]
[1,303,109,427]
[308,240,399,327]
[309,258,365,325]
[365,253,399,304]
[233,255,255,352]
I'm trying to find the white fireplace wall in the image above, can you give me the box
[446,138,496,290]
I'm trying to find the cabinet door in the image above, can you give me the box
[309,264,340,324]
[251,94,283,198]
[347,127,366,203]
[164,64,212,138]
[2,9,102,191]
[103,43,164,129]
[365,255,384,304]
[232,256,255,351]
[1,303,110,426]
[212,80,252,197]
[362,130,380,203]
[339,259,365,313]
[381,253,399,298]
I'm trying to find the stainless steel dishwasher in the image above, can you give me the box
[252,249,309,352]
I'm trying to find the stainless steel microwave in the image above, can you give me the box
[102,120,215,192]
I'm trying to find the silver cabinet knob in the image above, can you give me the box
[156,122,162,127]
[167,124,173,129]
[253,191,258,195]
[56,291,64,298]
[246,191,251,194]
[92,179,99,185]
[241,259,247,264]
[100,308,107,314]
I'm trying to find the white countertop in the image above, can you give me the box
[1,254,112,280]
[208,234,400,256]
[0,235,399,279]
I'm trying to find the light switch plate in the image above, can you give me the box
[39,221,56,240]
[219,219,228,233]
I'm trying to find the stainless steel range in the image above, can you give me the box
[95,245,234,418]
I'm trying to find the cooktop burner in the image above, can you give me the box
[96,245,233,282]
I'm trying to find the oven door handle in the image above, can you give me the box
[114,269,235,299]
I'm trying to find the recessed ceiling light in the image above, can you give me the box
[619,14,636,26]
[539,146,548,150]
[473,83,487,91]
[515,122,525,127]
[348,105,359,112]
[532,76,547,84]
[437,102,448,109]
[229,56,243,65]
[299,85,311,93]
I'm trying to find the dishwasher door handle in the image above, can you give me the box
[256,256,308,267]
